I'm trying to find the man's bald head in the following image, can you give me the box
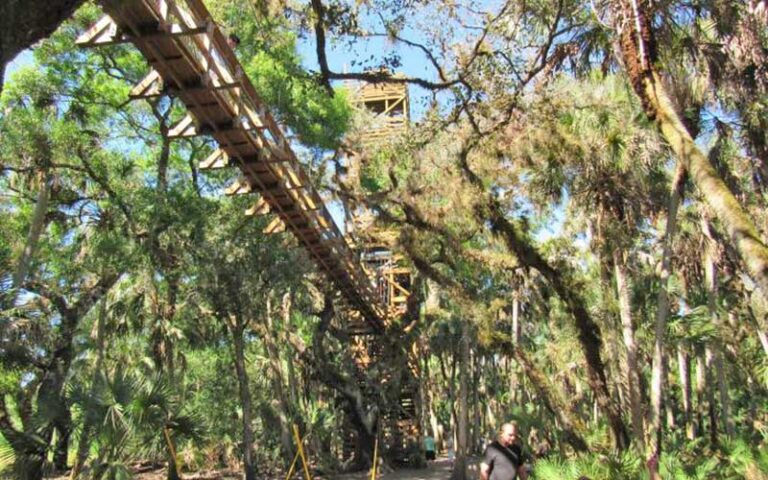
[499,422,519,447]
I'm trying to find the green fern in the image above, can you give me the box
[533,457,569,480]
[0,433,14,474]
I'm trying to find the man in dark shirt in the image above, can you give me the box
[480,422,528,480]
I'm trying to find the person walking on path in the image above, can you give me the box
[424,434,436,462]
[479,422,529,480]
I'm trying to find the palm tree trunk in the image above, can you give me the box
[664,387,675,431]
[677,347,694,440]
[163,427,181,480]
[263,295,293,463]
[231,324,257,480]
[282,299,301,411]
[438,352,457,448]
[613,249,645,450]
[471,351,481,454]
[596,246,627,428]
[72,298,108,478]
[703,348,718,445]
[648,162,685,463]
[702,219,735,438]
[510,295,521,404]
[12,169,51,291]
[618,1,768,298]
[451,326,470,480]
[422,351,442,451]
[694,351,717,444]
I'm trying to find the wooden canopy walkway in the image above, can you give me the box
[78,0,421,464]
[78,0,385,331]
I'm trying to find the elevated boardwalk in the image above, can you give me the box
[78,0,385,331]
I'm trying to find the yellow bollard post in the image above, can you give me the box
[284,449,301,480]
[293,424,312,480]
[370,436,379,480]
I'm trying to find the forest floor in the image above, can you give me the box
[45,456,478,480]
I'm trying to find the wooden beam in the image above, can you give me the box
[87,0,388,329]
[140,22,211,39]
[264,217,286,234]
[199,149,230,170]
[130,69,163,99]
[168,114,197,139]
[224,178,252,196]
[76,15,120,47]
[245,198,270,217]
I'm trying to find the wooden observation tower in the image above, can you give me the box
[341,76,422,465]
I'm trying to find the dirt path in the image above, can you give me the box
[330,456,480,480]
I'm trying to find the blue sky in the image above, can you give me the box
[3,50,34,85]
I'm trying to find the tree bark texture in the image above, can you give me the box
[0,0,86,95]
[613,249,645,451]
[758,329,768,356]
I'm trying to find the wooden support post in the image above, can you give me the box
[264,217,286,234]
[168,114,197,139]
[199,149,230,170]
[245,198,270,217]
[130,70,163,99]
[75,15,119,47]
[224,178,252,196]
